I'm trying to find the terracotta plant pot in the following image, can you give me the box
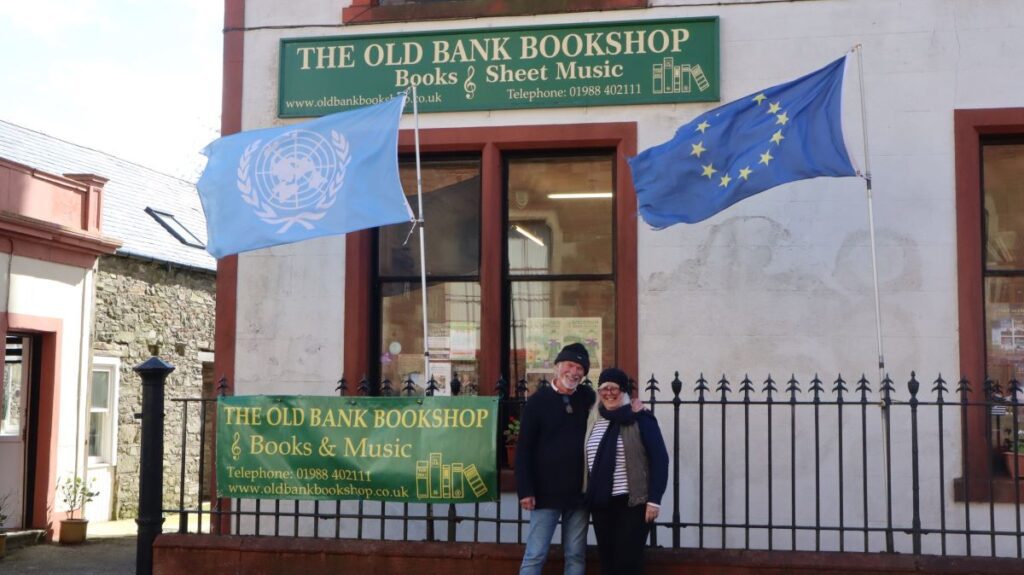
[506,444,517,469]
[59,518,88,544]
[1003,452,1024,479]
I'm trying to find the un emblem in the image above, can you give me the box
[237,129,351,233]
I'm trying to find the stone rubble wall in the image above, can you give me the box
[92,255,215,519]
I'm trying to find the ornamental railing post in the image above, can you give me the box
[134,356,175,575]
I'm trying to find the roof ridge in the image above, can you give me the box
[0,118,201,185]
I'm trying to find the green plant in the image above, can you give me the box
[503,416,520,446]
[999,429,1024,452]
[58,476,98,520]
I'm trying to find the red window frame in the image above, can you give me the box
[953,107,1024,502]
[342,0,647,25]
[344,122,638,395]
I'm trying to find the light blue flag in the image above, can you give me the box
[628,56,857,227]
[197,94,413,258]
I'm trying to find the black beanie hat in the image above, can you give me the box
[554,342,590,374]
[598,367,630,394]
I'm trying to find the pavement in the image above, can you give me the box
[0,534,136,575]
[0,513,197,574]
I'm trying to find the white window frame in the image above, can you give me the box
[87,356,120,467]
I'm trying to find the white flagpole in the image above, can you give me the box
[411,86,431,389]
[854,44,894,552]
[853,45,886,385]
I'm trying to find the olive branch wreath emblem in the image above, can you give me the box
[236,130,351,233]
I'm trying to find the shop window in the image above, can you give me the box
[507,154,615,390]
[88,357,120,465]
[345,123,637,395]
[343,0,647,25]
[982,139,1024,456]
[377,158,482,392]
[954,108,1024,501]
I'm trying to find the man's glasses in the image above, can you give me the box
[562,394,573,414]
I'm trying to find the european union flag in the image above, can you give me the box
[629,56,857,227]
[197,94,413,258]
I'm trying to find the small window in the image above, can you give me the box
[343,0,645,25]
[145,207,205,248]
[88,358,120,466]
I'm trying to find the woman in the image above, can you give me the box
[584,367,669,575]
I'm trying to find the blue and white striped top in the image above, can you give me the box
[586,418,629,496]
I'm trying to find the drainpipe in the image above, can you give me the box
[73,261,97,508]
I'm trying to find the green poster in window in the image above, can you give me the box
[279,17,719,116]
[217,395,498,502]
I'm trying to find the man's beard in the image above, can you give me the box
[560,374,581,391]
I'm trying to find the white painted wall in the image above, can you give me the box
[232,0,1024,555]
[1,255,98,520]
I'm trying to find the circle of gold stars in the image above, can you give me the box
[688,92,789,188]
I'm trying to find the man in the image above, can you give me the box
[515,342,596,575]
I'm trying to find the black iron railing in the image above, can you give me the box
[160,372,1024,558]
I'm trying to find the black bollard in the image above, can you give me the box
[134,357,175,575]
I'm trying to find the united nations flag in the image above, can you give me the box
[628,55,857,227]
[197,94,413,258]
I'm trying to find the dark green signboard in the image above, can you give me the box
[279,17,719,117]
[216,396,498,503]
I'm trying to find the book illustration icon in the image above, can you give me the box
[463,464,488,498]
[442,464,452,499]
[415,460,430,499]
[429,453,442,498]
[451,462,465,498]
[414,453,486,500]
[691,64,710,92]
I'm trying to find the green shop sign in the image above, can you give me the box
[279,17,719,117]
[216,395,498,503]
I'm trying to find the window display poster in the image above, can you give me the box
[428,323,450,360]
[524,317,602,380]
[449,321,478,361]
[429,361,453,396]
[991,316,1024,353]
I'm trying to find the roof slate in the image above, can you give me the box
[0,119,216,271]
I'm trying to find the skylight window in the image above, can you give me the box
[145,207,205,249]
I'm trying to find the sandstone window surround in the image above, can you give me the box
[342,0,647,25]
[954,107,1024,502]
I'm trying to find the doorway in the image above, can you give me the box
[0,333,40,529]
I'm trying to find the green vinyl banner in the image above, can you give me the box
[216,395,498,503]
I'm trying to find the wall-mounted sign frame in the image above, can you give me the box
[279,17,719,117]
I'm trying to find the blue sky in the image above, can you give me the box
[0,1,222,181]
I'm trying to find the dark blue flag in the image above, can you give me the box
[628,55,857,227]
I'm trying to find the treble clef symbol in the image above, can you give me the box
[231,432,242,461]
[464,66,477,100]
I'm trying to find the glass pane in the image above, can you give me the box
[986,276,1024,387]
[2,363,22,436]
[381,281,481,394]
[1,336,27,436]
[379,158,481,277]
[88,412,105,459]
[983,142,1024,271]
[507,154,614,276]
[509,280,615,392]
[91,371,110,409]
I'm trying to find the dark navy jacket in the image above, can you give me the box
[515,384,597,509]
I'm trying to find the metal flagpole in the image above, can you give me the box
[411,85,430,385]
[853,46,886,395]
[854,44,893,552]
